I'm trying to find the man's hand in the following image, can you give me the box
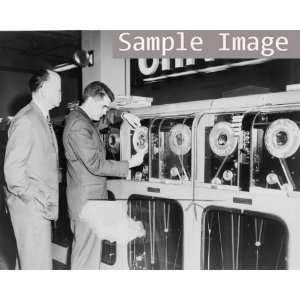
[32,197,46,215]
[128,148,147,168]
[32,190,57,220]
[122,112,141,129]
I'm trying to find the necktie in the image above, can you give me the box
[46,115,53,130]
[46,115,58,159]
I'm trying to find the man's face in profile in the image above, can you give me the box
[41,71,62,109]
[91,94,111,121]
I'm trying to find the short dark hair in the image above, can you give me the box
[82,81,115,104]
[29,69,50,93]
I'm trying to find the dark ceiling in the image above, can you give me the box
[0,31,81,72]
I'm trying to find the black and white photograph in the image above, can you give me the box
[1,30,300,272]
[2,1,300,298]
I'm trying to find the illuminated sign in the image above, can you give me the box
[138,58,197,76]
[136,58,269,82]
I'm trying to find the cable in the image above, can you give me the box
[148,200,156,268]
[236,214,241,270]
[173,229,182,270]
[254,217,264,270]
[231,213,235,269]
[163,201,170,269]
[215,155,229,180]
[207,215,213,270]
[140,200,147,269]
[217,212,224,270]
[178,154,189,180]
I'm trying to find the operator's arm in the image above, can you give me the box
[67,119,129,177]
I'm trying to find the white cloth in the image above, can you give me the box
[79,201,145,243]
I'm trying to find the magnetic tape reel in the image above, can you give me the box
[264,118,300,158]
[169,124,192,156]
[107,128,120,155]
[209,122,238,157]
[133,126,148,153]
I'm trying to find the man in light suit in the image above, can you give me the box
[4,69,61,269]
[63,81,145,269]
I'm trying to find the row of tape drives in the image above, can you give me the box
[103,97,300,269]
[108,109,300,192]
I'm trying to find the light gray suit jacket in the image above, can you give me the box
[63,107,129,220]
[4,102,59,220]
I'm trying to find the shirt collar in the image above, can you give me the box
[32,99,49,119]
[77,106,92,122]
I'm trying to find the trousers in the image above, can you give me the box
[8,199,52,270]
[70,219,102,270]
